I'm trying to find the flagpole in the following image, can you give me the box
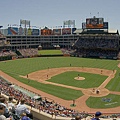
[98,12,99,17]
[90,12,92,17]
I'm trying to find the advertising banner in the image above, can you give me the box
[62,28,71,35]
[72,28,76,34]
[19,27,24,35]
[8,27,18,35]
[27,28,32,35]
[20,19,30,25]
[63,20,75,28]
[24,28,28,35]
[103,22,108,29]
[82,22,86,29]
[53,29,61,35]
[32,29,39,35]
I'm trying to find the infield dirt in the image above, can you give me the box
[1,66,120,114]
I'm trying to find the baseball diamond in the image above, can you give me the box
[0,57,120,114]
[1,15,120,119]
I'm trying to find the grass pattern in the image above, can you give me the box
[0,57,120,107]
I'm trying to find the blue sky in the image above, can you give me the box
[0,0,120,30]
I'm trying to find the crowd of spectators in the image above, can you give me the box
[0,40,5,46]
[73,49,118,59]
[0,50,17,57]
[1,72,120,120]
[0,32,5,37]
[18,49,38,57]
[74,36,119,49]
[1,77,120,120]
[0,77,89,120]
[0,48,38,59]
[73,35,120,59]
[61,48,75,55]
[0,32,17,59]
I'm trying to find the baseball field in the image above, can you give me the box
[0,51,120,113]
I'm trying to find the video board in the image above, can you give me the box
[86,17,104,29]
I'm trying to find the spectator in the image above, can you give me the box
[16,99,30,117]
[7,96,15,113]
[75,115,81,120]
[0,105,7,120]
[21,113,30,120]
[0,97,10,118]
[92,111,102,120]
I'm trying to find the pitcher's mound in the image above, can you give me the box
[74,77,85,80]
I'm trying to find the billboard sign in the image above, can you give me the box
[63,20,75,28]
[24,28,28,35]
[86,17,104,29]
[20,19,30,28]
[32,29,39,35]
[8,27,18,35]
[27,28,32,35]
[72,28,76,34]
[103,22,108,29]
[82,22,86,29]
[62,28,71,35]
[20,19,30,25]
[19,27,24,35]
[53,29,61,35]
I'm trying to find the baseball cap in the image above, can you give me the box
[95,111,102,117]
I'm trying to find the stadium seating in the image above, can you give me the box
[73,35,119,59]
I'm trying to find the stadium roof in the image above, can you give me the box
[107,29,119,33]
[73,29,83,34]
[73,29,119,35]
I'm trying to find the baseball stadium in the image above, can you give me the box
[0,17,120,120]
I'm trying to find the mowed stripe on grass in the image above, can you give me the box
[0,57,120,102]
[47,71,107,88]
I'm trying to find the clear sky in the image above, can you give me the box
[0,0,120,30]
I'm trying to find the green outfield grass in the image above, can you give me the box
[0,57,120,108]
[38,50,63,55]
[86,94,120,108]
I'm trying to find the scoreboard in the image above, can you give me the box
[82,17,108,29]
[86,17,104,29]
